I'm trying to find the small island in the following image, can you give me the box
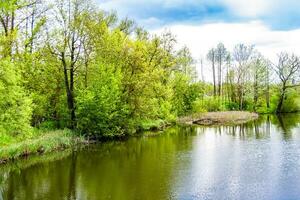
[178,111,259,126]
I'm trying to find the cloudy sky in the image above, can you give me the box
[97,0,300,73]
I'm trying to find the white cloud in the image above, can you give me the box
[97,0,300,30]
[223,0,271,17]
[151,21,300,81]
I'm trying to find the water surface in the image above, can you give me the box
[1,114,300,200]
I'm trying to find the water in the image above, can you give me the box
[1,114,300,200]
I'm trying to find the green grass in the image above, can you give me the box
[0,129,84,164]
[139,119,169,131]
[0,119,173,164]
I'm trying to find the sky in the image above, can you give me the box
[97,0,300,78]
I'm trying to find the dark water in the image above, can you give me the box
[1,114,300,200]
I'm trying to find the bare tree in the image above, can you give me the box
[207,48,216,96]
[176,46,197,81]
[215,43,227,96]
[233,44,254,109]
[199,57,205,82]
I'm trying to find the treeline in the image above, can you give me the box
[199,43,300,114]
[0,0,200,140]
[1,0,300,142]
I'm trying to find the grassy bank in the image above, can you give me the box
[178,111,259,126]
[0,113,257,165]
[0,119,171,165]
[0,129,85,164]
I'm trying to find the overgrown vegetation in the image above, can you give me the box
[0,129,82,163]
[1,0,300,160]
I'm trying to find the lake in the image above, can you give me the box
[1,114,300,200]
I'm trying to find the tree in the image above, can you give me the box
[0,0,45,57]
[207,48,216,96]
[176,46,197,81]
[215,43,227,96]
[233,44,254,109]
[250,52,269,111]
[0,0,18,57]
[47,0,92,128]
[272,53,300,113]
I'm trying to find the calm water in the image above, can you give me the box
[1,114,300,200]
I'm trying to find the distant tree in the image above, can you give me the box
[176,46,197,81]
[250,52,269,111]
[215,43,227,96]
[233,44,254,109]
[207,48,217,96]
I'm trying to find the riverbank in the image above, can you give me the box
[0,112,257,164]
[0,119,170,165]
[178,111,259,126]
[0,129,85,164]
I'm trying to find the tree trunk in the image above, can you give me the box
[266,83,270,109]
[218,59,222,96]
[253,73,258,111]
[212,53,216,96]
[61,52,76,128]
[276,85,286,114]
[276,92,284,113]
[265,70,270,109]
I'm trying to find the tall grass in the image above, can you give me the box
[0,129,83,164]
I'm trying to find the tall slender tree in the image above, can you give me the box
[207,48,216,96]
[215,43,227,96]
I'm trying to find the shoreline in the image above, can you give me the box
[0,112,258,165]
[0,120,170,165]
[0,130,85,165]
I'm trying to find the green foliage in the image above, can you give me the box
[1,0,300,154]
[20,52,67,127]
[138,119,166,131]
[192,99,207,113]
[225,101,239,111]
[281,89,300,113]
[192,96,225,113]
[171,74,203,116]
[76,63,128,137]
[0,60,32,137]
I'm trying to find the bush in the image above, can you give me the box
[192,99,207,113]
[191,96,226,113]
[203,97,225,112]
[281,89,300,113]
[171,74,204,116]
[225,101,239,111]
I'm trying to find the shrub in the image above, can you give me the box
[225,101,239,111]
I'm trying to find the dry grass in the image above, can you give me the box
[178,111,259,126]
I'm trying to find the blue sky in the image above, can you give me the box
[97,0,300,78]
[97,0,300,30]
